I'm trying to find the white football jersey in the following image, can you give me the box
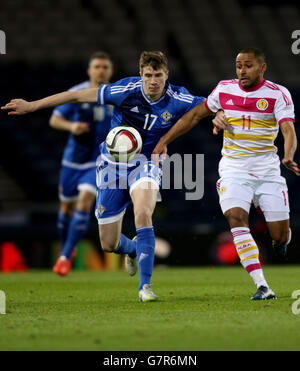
[206,78,295,159]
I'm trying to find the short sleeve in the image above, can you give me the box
[52,103,75,120]
[191,96,206,109]
[175,85,206,115]
[274,86,295,125]
[205,84,222,113]
[98,77,141,107]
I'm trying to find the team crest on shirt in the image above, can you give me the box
[161,110,172,124]
[96,202,106,216]
[220,186,226,194]
[256,99,269,111]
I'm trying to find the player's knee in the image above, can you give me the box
[101,242,117,252]
[100,239,118,252]
[76,193,95,213]
[134,207,153,227]
[76,201,92,213]
[271,229,290,245]
[225,209,248,228]
[60,202,74,216]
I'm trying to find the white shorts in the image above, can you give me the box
[216,175,290,222]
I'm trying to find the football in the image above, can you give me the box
[105,126,142,162]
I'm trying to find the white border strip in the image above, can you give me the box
[59,194,78,202]
[99,84,107,105]
[97,208,126,225]
[78,183,97,196]
[129,177,159,195]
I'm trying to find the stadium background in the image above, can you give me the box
[0,0,299,270]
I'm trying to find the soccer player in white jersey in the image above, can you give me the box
[153,47,299,300]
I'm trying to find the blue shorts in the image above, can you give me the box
[59,164,97,202]
[95,157,162,224]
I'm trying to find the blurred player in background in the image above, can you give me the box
[1,51,226,302]
[153,47,299,300]
[50,52,113,276]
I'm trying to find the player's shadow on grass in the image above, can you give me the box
[165,295,206,303]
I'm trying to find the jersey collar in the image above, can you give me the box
[141,81,169,105]
[238,78,266,92]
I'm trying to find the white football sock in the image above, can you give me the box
[231,227,268,289]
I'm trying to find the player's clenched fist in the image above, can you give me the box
[152,142,167,156]
[212,110,228,135]
[1,99,35,115]
[152,143,167,166]
[70,122,90,136]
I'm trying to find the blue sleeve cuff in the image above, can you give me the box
[98,84,107,105]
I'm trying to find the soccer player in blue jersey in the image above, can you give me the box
[50,52,113,276]
[2,51,224,301]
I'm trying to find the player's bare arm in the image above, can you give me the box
[153,101,227,155]
[49,115,90,136]
[1,88,98,116]
[280,120,300,176]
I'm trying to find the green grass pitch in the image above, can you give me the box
[1,266,300,351]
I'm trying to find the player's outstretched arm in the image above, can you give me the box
[280,121,300,176]
[153,101,227,155]
[153,101,209,155]
[1,88,98,116]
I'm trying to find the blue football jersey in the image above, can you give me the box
[52,81,112,168]
[97,77,205,160]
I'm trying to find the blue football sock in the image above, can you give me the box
[61,209,90,260]
[114,234,137,258]
[136,226,155,291]
[57,211,71,247]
